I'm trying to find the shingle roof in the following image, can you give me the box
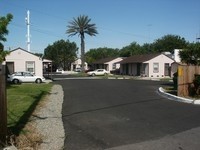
[119,53,161,64]
[93,57,117,64]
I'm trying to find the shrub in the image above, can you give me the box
[193,74,200,95]
[173,72,178,90]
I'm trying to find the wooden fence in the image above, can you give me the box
[178,65,200,97]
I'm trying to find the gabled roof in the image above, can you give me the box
[10,47,38,57]
[119,53,161,64]
[11,47,29,52]
[93,57,118,64]
[9,47,52,62]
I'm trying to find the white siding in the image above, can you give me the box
[105,57,124,72]
[6,48,43,76]
[71,58,88,71]
[145,54,174,77]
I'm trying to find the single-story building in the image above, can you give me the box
[119,53,174,77]
[92,57,125,73]
[70,58,88,71]
[5,47,51,77]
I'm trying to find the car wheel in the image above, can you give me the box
[92,73,95,76]
[35,78,42,83]
[13,79,19,84]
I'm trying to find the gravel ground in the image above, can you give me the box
[35,84,65,150]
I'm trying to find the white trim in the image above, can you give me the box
[158,87,200,105]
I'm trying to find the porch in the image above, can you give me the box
[120,63,149,77]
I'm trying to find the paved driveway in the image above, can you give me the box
[55,79,200,150]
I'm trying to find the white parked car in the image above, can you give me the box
[7,71,45,84]
[87,69,109,76]
[56,68,64,73]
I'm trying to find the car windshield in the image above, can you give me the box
[14,72,23,76]
[24,72,33,76]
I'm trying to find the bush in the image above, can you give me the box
[173,72,178,89]
[193,74,200,95]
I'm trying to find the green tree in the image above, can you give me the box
[0,13,12,144]
[179,42,200,65]
[151,34,188,53]
[44,39,78,70]
[119,42,142,57]
[141,43,153,54]
[0,13,13,62]
[85,47,119,64]
[67,15,98,71]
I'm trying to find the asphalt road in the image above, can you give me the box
[55,79,200,150]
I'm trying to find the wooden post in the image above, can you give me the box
[0,62,7,145]
[178,65,183,96]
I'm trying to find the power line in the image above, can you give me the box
[3,1,153,40]
[10,22,66,39]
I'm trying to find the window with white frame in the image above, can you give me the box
[26,61,35,73]
[153,63,159,73]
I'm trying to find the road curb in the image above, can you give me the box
[158,87,200,105]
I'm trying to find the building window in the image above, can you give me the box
[26,61,35,73]
[112,63,116,70]
[153,63,159,73]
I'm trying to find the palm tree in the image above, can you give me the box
[67,15,98,72]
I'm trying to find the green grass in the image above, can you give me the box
[163,86,178,96]
[7,83,53,135]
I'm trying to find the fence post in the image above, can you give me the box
[178,65,184,96]
[0,62,7,145]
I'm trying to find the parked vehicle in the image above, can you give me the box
[7,71,45,84]
[74,68,82,72]
[85,68,94,73]
[56,68,64,73]
[87,69,109,76]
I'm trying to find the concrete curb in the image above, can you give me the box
[158,87,200,105]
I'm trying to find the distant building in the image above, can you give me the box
[71,58,88,71]
[119,53,174,77]
[92,57,125,73]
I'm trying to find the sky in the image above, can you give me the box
[1,0,200,54]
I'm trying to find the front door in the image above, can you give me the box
[137,63,140,76]
[164,63,170,76]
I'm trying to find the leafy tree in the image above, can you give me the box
[85,47,119,64]
[0,13,13,62]
[179,42,200,65]
[44,39,78,70]
[67,15,98,71]
[119,42,142,57]
[151,34,188,53]
[141,43,154,54]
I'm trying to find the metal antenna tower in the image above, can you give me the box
[25,10,31,51]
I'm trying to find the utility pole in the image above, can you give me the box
[25,10,31,52]
[0,61,7,145]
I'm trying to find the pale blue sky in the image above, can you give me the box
[1,0,200,54]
